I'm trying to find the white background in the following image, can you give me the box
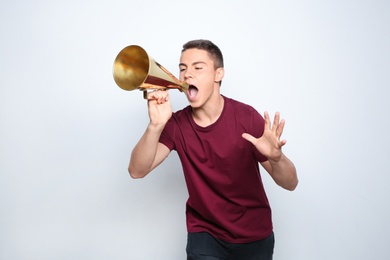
[1,0,389,259]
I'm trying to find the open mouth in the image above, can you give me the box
[187,85,198,99]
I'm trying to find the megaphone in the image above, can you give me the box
[113,45,188,98]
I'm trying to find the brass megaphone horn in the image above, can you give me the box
[113,45,189,98]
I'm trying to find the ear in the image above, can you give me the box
[214,67,225,83]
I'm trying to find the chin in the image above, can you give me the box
[187,99,200,108]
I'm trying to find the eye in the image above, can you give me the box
[195,66,203,70]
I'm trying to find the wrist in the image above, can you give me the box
[147,121,166,132]
[268,152,284,165]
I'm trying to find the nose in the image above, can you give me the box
[183,68,192,81]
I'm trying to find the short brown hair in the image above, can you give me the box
[182,39,224,69]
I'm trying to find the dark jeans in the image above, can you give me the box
[186,232,274,260]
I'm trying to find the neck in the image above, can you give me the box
[192,94,224,127]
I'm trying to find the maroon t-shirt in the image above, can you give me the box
[159,95,272,243]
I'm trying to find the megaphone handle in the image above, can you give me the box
[143,90,147,99]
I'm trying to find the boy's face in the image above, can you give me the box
[179,48,224,107]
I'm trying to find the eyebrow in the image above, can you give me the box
[179,61,206,67]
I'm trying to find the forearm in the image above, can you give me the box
[268,153,298,191]
[128,123,165,178]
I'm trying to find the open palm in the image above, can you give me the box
[242,111,287,162]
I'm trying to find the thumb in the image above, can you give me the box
[242,133,257,145]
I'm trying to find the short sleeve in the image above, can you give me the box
[250,109,268,163]
[158,117,176,151]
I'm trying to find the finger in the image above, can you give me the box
[272,112,280,131]
[147,90,169,103]
[276,119,285,138]
[279,139,287,148]
[242,133,257,145]
[264,111,271,130]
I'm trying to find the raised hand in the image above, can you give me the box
[242,111,287,162]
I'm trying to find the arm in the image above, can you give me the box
[242,111,298,191]
[128,126,170,178]
[128,90,172,179]
[260,154,297,191]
